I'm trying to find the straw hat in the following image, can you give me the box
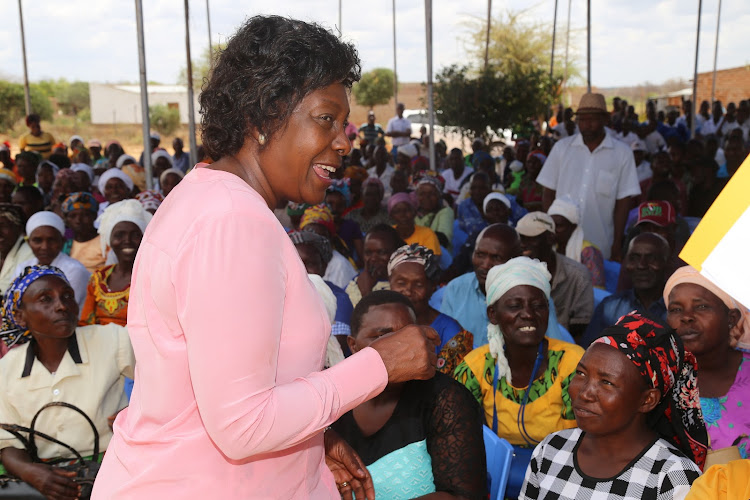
[575,93,608,115]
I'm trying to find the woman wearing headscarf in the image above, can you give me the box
[0,266,134,498]
[0,168,17,204]
[93,16,438,498]
[135,190,164,215]
[0,204,33,295]
[325,180,364,268]
[97,168,134,216]
[483,192,512,226]
[48,168,82,217]
[548,196,606,288]
[344,177,392,233]
[453,256,584,499]
[521,313,707,500]
[159,168,185,198]
[300,204,357,289]
[15,211,90,309]
[388,192,441,256]
[308,273,346,368]
[388,244,473,374]
[79,200,151,327]
[414,172,454,251]
[664,266,750,459]
[61,192,106,273]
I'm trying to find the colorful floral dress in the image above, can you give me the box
[78,264,130,327]
[700,352,750,458]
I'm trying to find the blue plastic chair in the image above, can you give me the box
[603,259,621,294]
[483,425,513,500]
[593,287,612,309]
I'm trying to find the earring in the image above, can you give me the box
[258,134,266,146]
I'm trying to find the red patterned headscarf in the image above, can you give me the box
[594,312,708,469]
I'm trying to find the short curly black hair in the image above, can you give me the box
[200,16,361,160]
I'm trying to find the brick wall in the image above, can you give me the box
[695,65,750,105]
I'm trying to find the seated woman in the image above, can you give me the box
[36,160,58,207]
[299,204,356,289]
[11,185,45,221]
[521,313,706,500]
[0,204,33,296]
[388,243,473,374]
[514,150,545,212]
[333,290,487,500]
[0,266,134,498]
[159,168,185,198]
[135,190,164,215]
[61,192,106,273]
[685,459,750,500]
[388,192,441,256]
[48,168,84,218]
[344,177,392,233]
[16,211,90,309]
[548,196,606,289]
[96,168,134,216]
[325,180,364,268]
[453,256,584,498]
[664,266,750,458]
[483,192,512,226]
[414,173,454,251]
[79,200,152,326]
[345,224,405,307]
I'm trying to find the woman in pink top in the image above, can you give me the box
[93,16,439,500]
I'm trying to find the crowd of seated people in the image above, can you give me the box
[0,91,748,499]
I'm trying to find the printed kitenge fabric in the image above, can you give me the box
[593,312,709,469]
[78,265,130,327]
[520,428,701,500]
[700,351,750,458]
[453,337,584,446]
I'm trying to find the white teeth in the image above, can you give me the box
[316,164,336,173]
[519,326,536,332]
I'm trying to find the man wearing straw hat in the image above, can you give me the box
[538,92,640,262]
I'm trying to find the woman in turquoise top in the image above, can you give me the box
[333,290,486,500]
[414,173,453,251]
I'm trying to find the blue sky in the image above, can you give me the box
[0,0,747,88]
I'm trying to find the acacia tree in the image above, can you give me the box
[352,68,395,109]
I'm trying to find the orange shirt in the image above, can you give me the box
[79,264,129,327]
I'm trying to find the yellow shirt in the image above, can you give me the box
[401,224,442,255]
[454,337,584,445]
[70,236,106,274]
[0,325,135,459]
[18,132,56,159]
[685,460,750,500]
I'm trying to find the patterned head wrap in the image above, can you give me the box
[528,150,547,165]
[664,266,750,350]
[387,192,418,215]
[593,313,708,469]
[299,204,335,235]
[485,256,552,385]
[286,202,311,218]
[54,167,78,184]
[289,230,333,265]
[135,190,164,212]
[96,199,152,257]
[548,195,584,263]
[387,243,441,282]
[362,177,385,199]
[0,265,69,350]
[0,168,17,185]
[0,204,26,229]
[62,192,99,215]
[344,166,369,183]
[414,171,445,193]
[326,179,351,207]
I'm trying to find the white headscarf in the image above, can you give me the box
[115,154,137,170]
[96,199,152,257]
[71,163,94,182]
[548,196,584,263]
[151,150,173,166]
[159,168,185,186]
[483,192,511,212]
[98,168,135,194]
[308,274,345,368]
[485,256,552,385]
[26,211,66,237]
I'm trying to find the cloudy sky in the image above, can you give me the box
[1,0,747,88]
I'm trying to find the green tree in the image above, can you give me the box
[0,80,53,131]
[352,68,395,109]
[432,64,559,143]
[178,43,225,91]
[149,104,181,136]
[36,78,90,115]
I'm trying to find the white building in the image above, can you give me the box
[89,83,199,124]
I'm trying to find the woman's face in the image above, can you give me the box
[65,208,96,236]
[525,156,543,178]
[16,275,78,339]
[325,192,347,219]
[161,172,182,197]
[74,171,91,192]
[105,178,130,204]
[28,226,63,266]
[550,215,575,248]
[348,302,415,353]
[389,262,434,315]
[16,158,36,181]
[488,285,548,348]
[667,283,735,356]
[484,199,509,225]
[0,218,21,256]
[390,202,415,230]
[569,343,657,436]
[362,184,382,211]
[363,233,395,280]
[12,191,42,221]
[110,221,143,265]
[255,83,352,206]
[470,178,491,208]
[37,166,55,192]
[0,179,14,203]
[416,184,441,213]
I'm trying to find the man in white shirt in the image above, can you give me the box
[441,148,473,203]
[720,102,740,138]
[538,93,641,261]
[385,103,411,163]
[632,140,652,183]
[701,101,725,137]
[552,107,579,139]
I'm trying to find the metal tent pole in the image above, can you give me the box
[135,0,153,189]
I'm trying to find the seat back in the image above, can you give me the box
[483,425,513,500]
[603,259,621,293]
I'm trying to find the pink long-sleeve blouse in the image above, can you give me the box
[92,166,388,499]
